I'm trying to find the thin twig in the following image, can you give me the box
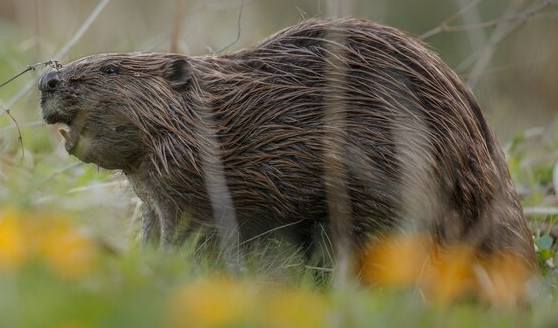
[459,0,527,79]
[0,60,61,161]
[462,0,558,88]
[421,10,558,37]
[0,67,34,90]
[214,0,245,54]
[1,104,24,160]
[0,0,111,118]
[458,58,540,81]
[419,0,485,40]
[239,219,305,246]
[51,0,112,63]
[0,60,61,90]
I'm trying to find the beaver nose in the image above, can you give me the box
[38,71,60,92]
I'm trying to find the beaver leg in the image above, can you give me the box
[141,203,160,245]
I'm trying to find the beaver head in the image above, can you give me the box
[38,53,192,171]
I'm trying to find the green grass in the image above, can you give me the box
[1,242,558,328]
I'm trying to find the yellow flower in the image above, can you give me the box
[0,210,27,271]
[38,221,99,280]
[477,253,533,306]
[263,288,327,328]
[357,232,535,305]
[420,245,476,303]
[357,234,432,287]
[169,278,256,328]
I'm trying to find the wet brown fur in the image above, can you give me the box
[39,18,537,268]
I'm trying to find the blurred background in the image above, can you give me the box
[0,0,557,246]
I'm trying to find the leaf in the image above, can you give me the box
[536,235,554,251]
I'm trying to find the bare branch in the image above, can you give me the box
[419,0,485,40]
[0,67,34,90]
[214,0,245,54]
[462,0,558,88]
[421,0,558,40]
[0,0,111,118]
[0,103,24,160]
[423,10,558,37]
[0,60,61,90]
[51,0,112,62]
[459,0,528,80]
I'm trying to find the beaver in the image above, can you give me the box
[38,18,537,270]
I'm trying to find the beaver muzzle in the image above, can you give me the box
[39,71,72,124]
[39,71,81,154]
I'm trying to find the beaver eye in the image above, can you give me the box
[102,66,118,75]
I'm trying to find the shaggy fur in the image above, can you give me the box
[39,18,536,268]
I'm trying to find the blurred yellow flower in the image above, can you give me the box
[169,278,256,328]
[358,234,432,287]
[169,278,329,328]
[420,245,476,303]
[0,210,27,271]
[263,288,327,328]
[357,233,534,305]
[0,208,100,278]
[477,253,533,306]
[38,221,99,280]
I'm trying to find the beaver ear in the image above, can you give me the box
[163,58,192,91]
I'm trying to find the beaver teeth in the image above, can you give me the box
[58,125,77,152]
[58,126,70,141]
